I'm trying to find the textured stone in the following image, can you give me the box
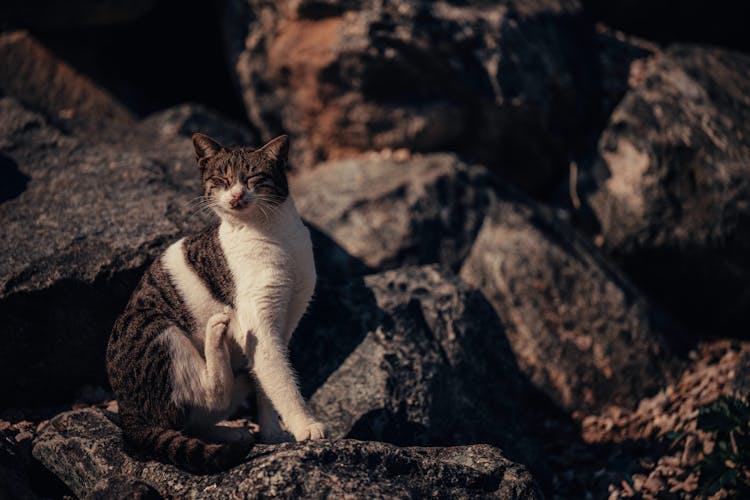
[294,266,529,462]
[85,476,163,500]
[0,97,257,406]
[226,0,597,194]
[0,31,135,136]
[460,190,677,412]
[293,153,492,277]
[581,45,750,336]
[33,408,542,499]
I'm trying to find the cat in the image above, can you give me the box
[106,133,325,474]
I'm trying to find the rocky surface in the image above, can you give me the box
[296,266,528,458]
[0,31,136,136]
[225,0,598,194]
[460,190,677,413]
[292,153,492,275]
[580,341,750,498]
[33,408,542,499]
[0,96,256,407]
[1,420,38,499]
[581,45,750,336]
[85,476,163,500]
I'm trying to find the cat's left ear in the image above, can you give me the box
[192,133,223,167]
[257,135,289,167]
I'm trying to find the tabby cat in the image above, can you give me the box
[106,133,325,474]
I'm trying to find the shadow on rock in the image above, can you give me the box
[0,155,29,203]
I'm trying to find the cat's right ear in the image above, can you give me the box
[192,133,223,167]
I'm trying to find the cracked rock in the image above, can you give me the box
[460,189,678,412]
[225,0,598,194]
[581,45,750,336]
[292,153,492,277]
[33,408,542,499]
[293,265,531,463]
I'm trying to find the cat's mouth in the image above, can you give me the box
[229,199,248,210]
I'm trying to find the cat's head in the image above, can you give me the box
[192,133,290,220]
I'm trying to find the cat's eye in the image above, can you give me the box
[246,173,265,187]
[210,177,229,188]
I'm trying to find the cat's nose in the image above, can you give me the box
[230,188,243,199]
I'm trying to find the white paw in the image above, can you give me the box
[293,421,327,442]
[206,311,230,339]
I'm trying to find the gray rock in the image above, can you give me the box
[33,408,542,499]
[581,45,750,336]
[292,154,492,277]
[295,266,529,462]
[85,476,163,500]
[460,190,677,412]
[225,0,598,194]
[139,103,257,148]
[0,97,256,406]
[0,31,136,137]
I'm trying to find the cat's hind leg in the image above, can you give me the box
[163,311,234,414]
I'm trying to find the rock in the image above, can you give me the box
[292,154,492,277]
[0,0,157,28]
[591,26,657,126]
[1,418,71,499]
[0,97,256,407]
[226,0,598,194]
[581,45,750,336]
[293,266,529,461]
[0,31,135,136]
[33,408,542,499]
[139,103,257,147]
[85,476,163,500]
[459,189,677,412]
[0,422,36,500]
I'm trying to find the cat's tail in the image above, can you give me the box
[122,424,252,474]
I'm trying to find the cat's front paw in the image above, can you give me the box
[293,421,327,442]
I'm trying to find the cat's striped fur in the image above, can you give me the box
[106,134,324,474]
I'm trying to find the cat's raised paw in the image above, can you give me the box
[293,421,327,442]
[206,311,231,339]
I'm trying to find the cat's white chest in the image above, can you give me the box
[219,199,316,351]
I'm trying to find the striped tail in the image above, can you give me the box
[123,425,252,474]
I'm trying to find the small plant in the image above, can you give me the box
[694,395,750,496]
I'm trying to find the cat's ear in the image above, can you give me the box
[257,135,289,165]
[192,133,223,167]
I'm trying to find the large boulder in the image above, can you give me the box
[460,189,678,413]
[292,153,492,277]
[580,45,750,336]
[0,97,256,407]
[225,0,598,194]
[33,408,542,499]
[293,266,529,461]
